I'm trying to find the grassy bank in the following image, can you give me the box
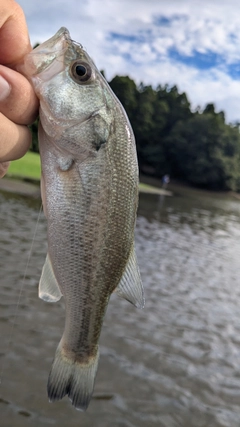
[7,151,41,180]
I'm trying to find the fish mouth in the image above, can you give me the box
[20,27,76,78]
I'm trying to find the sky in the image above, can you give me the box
[17,0,240,123]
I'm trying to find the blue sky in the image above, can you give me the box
[17,0,240,123]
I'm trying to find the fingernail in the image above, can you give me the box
[0,75,11,101]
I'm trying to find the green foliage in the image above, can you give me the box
[29,73,240,192]
[29,118,39,153]
[109,76,240,191]
[167,113,240,190]
[109,75,138,124]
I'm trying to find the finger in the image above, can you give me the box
[0,65,39,125]
[0,0,32,66]
[0,112,32,162]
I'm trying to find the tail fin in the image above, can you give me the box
[47,344,99,411]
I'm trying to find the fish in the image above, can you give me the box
[21,27,144,411]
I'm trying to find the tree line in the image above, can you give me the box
[30,75,240,191]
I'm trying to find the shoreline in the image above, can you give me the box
[1,174,240,201]
[0,176,40,198]
[140,174,240,200]
[0,176,172,198]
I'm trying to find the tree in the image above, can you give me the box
[109,75,138,124]
[29,119,39,153]
[167,112,240,190]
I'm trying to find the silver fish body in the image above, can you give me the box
[22,27,144,411]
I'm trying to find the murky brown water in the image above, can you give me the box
[1,187,240,427]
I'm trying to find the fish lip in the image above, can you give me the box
[20,27,76,78]
[53,27,71,41]
[33,27,71,57]
[20,27,93,84]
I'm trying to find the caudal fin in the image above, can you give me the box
[47,344,99,411]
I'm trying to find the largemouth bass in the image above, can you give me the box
[21,27,144,411]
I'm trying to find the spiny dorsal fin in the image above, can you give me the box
[115,245,144,309]
[39,253,63,302]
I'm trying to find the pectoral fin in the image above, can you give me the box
[115,245,145,309]
[39,253,63,302]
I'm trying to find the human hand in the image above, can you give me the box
[0,0,39,178]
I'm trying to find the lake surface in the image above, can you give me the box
[1,185,240,427]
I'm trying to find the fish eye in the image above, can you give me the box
[70,61,92,83]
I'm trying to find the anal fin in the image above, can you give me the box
[115,245,145,309]
[39,253,63,302]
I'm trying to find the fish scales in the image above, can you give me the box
[21,27,144,411]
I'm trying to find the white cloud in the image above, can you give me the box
[16,0,240,122]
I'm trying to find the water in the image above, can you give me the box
[1,187,240,426]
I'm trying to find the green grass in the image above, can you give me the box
[7,151,41,180]
[139,183,156,190]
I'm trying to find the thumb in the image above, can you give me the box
[0,0,31,66]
